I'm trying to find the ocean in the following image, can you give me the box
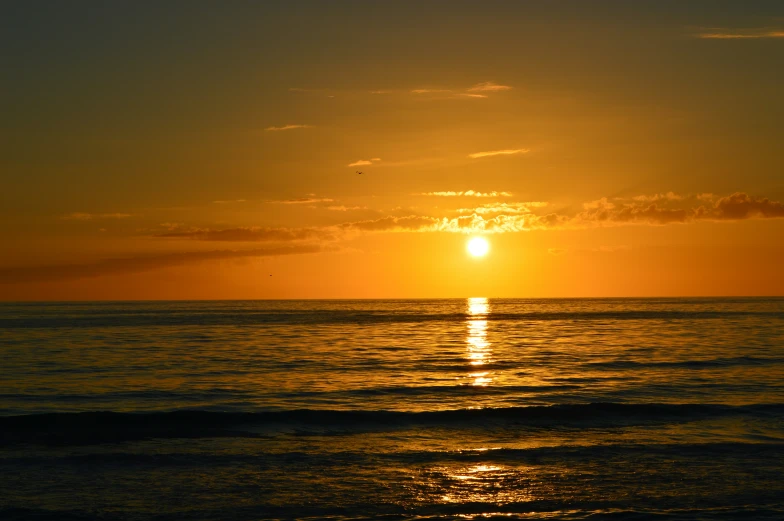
[1,298,783,520]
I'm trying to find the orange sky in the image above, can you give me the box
[2,1,784,299]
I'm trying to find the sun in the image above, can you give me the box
[466,236,490,257]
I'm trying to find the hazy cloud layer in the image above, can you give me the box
[340,213,564,234]
[0,245,323,283]
[345,192,784,233]
[144,193,784,249]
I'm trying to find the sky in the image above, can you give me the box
[1,0,784,300]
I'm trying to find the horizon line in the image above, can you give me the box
[1,295,783,304]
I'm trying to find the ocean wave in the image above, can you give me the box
[584,356,784,370]
[4,504,784,521]
[4,441,784,467]
[2,403,781,446]
[3,309,783,328]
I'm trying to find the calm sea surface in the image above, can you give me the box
[1,298,784,520]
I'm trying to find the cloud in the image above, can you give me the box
[712,192,784,219]
[467,82,512,92]
[326,205,367,211]
[267,197,334,205]
[341,215,440,232]
[576,192,784,226]
[0,245,324,283]
[696,29,784,39]
[577,199,692,225]
[411,89,453,94]
[340,213,563,234]
[348,158,381,167]
[346,192,784,233]
[138,192,784,258]
[456,201,548,214]
[264,124,313,131]
[212,199,247,204]
[61,212,132,220]
[630,192,683,202]
[548,248,567,256]
[415,190,514,197]
[468,148,530,159]
[155,226,326,242]
[409,82,511,99]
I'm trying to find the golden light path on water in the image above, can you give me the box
[424,297,535,507]
[467,297,492,386]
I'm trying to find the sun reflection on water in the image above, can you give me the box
[466,297,492,386]
[419,462,535,506]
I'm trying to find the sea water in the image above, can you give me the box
[1,298,783,520]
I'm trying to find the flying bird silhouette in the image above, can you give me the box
[356,171,363,175]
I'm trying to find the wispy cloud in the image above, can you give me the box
[696,28,784,39]
[456,202,548,214]
[267,197,334,205]
[348,158,381,167]
[212,199,247,204]
[326,205,368,212]
[630,192,682,202]
[468,148,529,159]
[411,89,453,94]
[264,124,313,131]
[467,81,512,92]
[0,245,324,283]
[61,212,132,220]
[155,226,326,242]
[415,190,514,197]
[409,81,512,100]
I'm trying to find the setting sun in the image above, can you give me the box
[467,237,490,257]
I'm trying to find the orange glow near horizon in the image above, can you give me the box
[1,2,784,300]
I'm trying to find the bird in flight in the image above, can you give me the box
[356,171,363,175]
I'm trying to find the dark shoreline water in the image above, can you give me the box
[2,298,783,520]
